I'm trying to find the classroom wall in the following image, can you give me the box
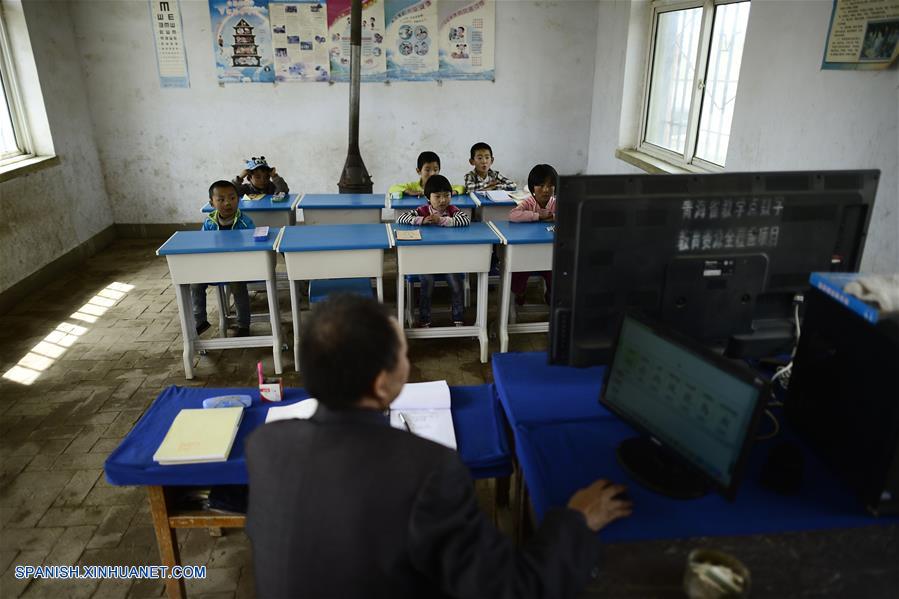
[0,0,113,295]
[584,0,898,273]
[67,0,602,225]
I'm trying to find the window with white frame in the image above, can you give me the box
[640,0,751,170]
[0,6,33,165]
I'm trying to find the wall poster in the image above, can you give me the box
[209,0,276,83]
[386,0,439,80]
[149,0,190,88]
[822,0,899,69]
[270,0,330,81]
[328,0,387,82]
[438,0,494,80]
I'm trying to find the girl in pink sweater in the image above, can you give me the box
[508,164,557,305]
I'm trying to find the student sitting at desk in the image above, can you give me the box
[397,175,470,327]
[232,156,289,196]
[388,150,464,197]
[464,141,516,192]
[509,164,558,306]
[245,294,632,599]
[191,180,254,337]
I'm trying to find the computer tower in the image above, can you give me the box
[786,286,899,515]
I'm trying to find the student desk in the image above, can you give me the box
[105,384,512,599]
[473,191,518,222]
[296,193,387,224]
[389,193,477,222]
[488,221,554,352]
[200,194,300,227]
[274,224,393,370]
[393,222,499,363]
[491,352,898,551]
[156,230,283,379]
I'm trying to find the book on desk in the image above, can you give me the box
[153,407,243,465]
[389,381,457,450]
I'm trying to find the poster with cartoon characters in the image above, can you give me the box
[209,0,276,83]
[328,0,387,82]
[270,0,330,81]
[386,0,439,80]
[438,0,493,80]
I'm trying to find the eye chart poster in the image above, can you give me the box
[438,0,494,80]
[270,0,330,81]
[149,0,190,88]
[386,0,439,80]
[209,0,276,83]
[328,0,387,82]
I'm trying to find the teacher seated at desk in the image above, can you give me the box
[245,294,632,598]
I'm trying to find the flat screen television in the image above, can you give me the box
[549,170,879,366]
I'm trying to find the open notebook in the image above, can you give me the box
[389,381,457,450]
[153,407,244,465]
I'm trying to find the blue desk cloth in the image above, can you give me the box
[308,278,375,303]
[490,220,555,245]
[474,191,517,207]
[276,224,391,252]
[392,222,500,246]
[105,384,511,487]
[299,193,386,209]
[492,352,897,542]
[201,194,299,213]
[392,194,476,210]
[156,230,274,256]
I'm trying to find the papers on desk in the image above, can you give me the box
[395,229,422,241]
[242,194,266,201]
[153,407,243,465]
[390,381,457,450]
[265,398,319,423]
[486,190,530,203]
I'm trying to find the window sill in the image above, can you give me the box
[0,154,60,183]
[615,149,705,175]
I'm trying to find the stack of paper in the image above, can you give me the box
[389,381,457,450]
[153,407,244,465]
[485,190,514,203]
[265,398,319,423]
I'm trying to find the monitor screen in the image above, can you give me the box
[550,170,879,366]
[601,314,767,495]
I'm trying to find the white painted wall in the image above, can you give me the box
[728,0,898,273]
[68,0,602,224]
[585,0,898,272]
[0,0,113,294]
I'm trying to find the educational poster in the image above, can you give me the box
[270,0,330,81]
[822,0,899,70]
[149,0,190,88]
[209,0,276,83]
[386,0,439,80]
[438,0,494,80]
[328,0,387,82]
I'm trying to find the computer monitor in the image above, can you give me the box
[549,170,879,366]
[600,313,769,499]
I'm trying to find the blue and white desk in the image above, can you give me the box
[200,194,300,227]
[473,191,518,223]
[275,224,393,370]
[389,193,477,222]
[492,352,898,544]
[393,222,500,363]
[296,193,387,225]
[488,221,555,352]
[157,230,283,379]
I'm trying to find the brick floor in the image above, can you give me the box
[0,239,545,597]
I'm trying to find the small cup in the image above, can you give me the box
[683,548,751,599]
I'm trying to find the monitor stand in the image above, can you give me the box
[615,437,710,499]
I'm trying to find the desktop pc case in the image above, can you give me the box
[786,287,899,516]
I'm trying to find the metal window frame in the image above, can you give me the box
[0,4,34,165]
[638,0,748,172]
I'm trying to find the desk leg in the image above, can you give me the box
[477,272,489,363]
[147,486,186,599]
[266,277,283,375]
[289,280,302,372]
[173,284,195,379]
[375,276,383,303]
[396,273,405,328]
[499,255,512,354]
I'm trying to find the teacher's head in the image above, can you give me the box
[300,294,409,410]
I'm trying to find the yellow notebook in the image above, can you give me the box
[153,408,244,465]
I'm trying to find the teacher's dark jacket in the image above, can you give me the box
[245,404,601,599]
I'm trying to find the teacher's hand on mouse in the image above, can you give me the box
[567,479,633,532]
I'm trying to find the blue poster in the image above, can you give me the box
[385,0,439,80]
[209,0,276,83]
